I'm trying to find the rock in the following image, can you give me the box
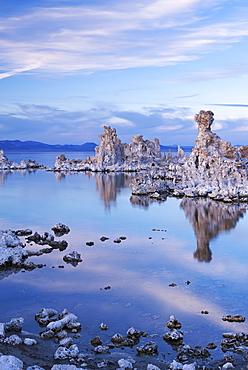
[166,315,182,329]
[136,341,158,355]
[0,150,44,170]
[169,360,183,369]
[5,317,24,332]
[111,333,124,344]
[222,315,245,322]
[4,334,22,345]
[93,345,110,353]
[91,336,102,346]
[59,337,73,347]
[26,366,46,370]
[63,251,82,266]
[99,322,108,330]
[54,344,79,359]
[15,229,32,236]
[86,241,94,246]
[147,365,161,370]
[24,338,37,345]
[182,364,196,370]
[118,358,133,368]
[130,110,248,202]
[0,323,5,339]
[51,365,81,370]
[0,230,28,267]
[100,236,109,241]
[222,363,235,369]
[53,126,163,172]
[47,311,81,332]
[163,329,183,343]
[126,327,143,339]
[40,329,55,339]
[51,223,70,237]
[35,308,58,325]
[0,355,23,370]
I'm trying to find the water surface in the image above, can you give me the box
[0,152,248,362]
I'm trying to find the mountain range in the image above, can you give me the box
[0,140,193,152]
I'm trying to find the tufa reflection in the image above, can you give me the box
[94,173,134,209]
[180,198,247,262]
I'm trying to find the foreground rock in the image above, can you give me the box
[0,150,45,170]
[130,110,248,202]
[0,230,28,267]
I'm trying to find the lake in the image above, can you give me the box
[0,151,248,365]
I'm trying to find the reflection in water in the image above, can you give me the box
[94,173,134,209]
[130,194,167,208]
[0,169,38,184]
[180,198,247,262]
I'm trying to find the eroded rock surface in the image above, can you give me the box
[53,126,165,172]
[131,111,248,201]
[0,150,45,170]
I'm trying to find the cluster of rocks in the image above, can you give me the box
[0,223,75,271]
[0,150,45,170]
[0,316,38,352]
[50,110,248,202]
[130,110,248,202]
[52,126,165,172]
[2,312,246,370]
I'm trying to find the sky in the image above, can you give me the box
[1,0,248,146]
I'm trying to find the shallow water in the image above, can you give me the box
[1,152,248,363]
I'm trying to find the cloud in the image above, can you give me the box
[1,0,247,78]
[209,104,248,107]
[1,102,248,145]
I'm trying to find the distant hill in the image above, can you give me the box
[0,140,97,152]
[0,140,193,153]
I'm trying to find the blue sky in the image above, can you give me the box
[1,0,248,146]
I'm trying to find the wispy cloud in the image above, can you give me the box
[1,0,247,79]
[209,104,248,107]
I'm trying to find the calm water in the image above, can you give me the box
[1,152,248,362]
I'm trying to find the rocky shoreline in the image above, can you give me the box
[1,309,248,369]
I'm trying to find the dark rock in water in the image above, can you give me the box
[163,329,183,343]
[86,241,94,246]
[206,342,217,349]
[91,336,102,346]
[15,229,33,236]
[113,238,121,243]
[5,317,24,332]
[166,315,182,329]
[111,333,124,344]
[100,236,109,242]
[136,341,158,355]
[222,315,245,323]
[63,251,82,266]
[93,345,110,354]
[51,223,70,237]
